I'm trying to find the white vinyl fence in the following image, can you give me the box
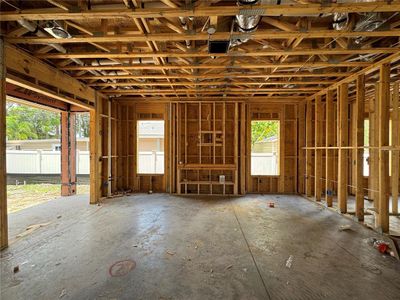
[6,150,90,175]
[251,153,279,175]
[6,150,164,175]
[137,151,164,174]
[251,152,371,176]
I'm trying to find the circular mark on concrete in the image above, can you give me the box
[109,259,136,277]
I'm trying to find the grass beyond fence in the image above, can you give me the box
[7,184,90,213]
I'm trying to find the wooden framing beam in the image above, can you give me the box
[298,102,306,194]
[37,47,400,60]
[314,95,323,201]
[305,99,313,197]
[6,75,93,111]
[60,62,370,71]
[117,97,303,104]
[1,2,399,21]
[392,83,399,214]
[338,83,349,213]
[308,51,400,100]
[60,62,371,71]
[4,44,95,104]
[0,37,7,250]
[7,30,400,45]
[89,81,334,87]
[325,90,334,207]
[369,84,380,205]
[61,111,77,196]
[355,74,365,221]
[377,64,390,233]
[90,93,102,204]
[76,72,353,81]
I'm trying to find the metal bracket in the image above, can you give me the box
[238,8,265,16]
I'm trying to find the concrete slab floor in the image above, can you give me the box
[1,194,400,300]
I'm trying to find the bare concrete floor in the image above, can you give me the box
[1,194,400,300]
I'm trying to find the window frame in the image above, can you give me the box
[136,119,165,175]
[250,119,280,176]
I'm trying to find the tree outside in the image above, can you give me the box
[251,120,279,147]
[6,102,89,140]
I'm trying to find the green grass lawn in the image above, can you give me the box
[7,184,90,213]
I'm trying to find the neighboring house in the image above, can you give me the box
[6,121,165,153]
[6,138,90,151]
[137,121,164,152]
[252,136,278,153]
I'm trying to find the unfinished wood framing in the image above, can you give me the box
[325,90,335,207]
[305,99,313,197]
[1,0,400,250]
[338,83,349,213]
[314,95,323,201]
[0,37,7,250]
[355,75,365,221]
[61,111,77,196]
[377,64,390,233]
[392,83,400,214]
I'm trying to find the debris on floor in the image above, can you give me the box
[268,202,275,208]
[339,224,352,231]
[285,255,294,268]
[367,237,397,258]
[225,264,233,271]
[166,250,175,256]
[13,265,19,273]
[16,222,51,239]
[59,289,66,298]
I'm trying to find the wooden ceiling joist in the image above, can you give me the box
[1,2,400,21]
[36,47,400,59]
[2,0,400,103]
[74,72,353,80]
[60,61,370,71]
[4,44,96,106]
[6,30,400,44]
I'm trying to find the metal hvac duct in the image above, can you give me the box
[231,0,262,47]
[17,20,109,83]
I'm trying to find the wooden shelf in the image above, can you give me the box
[180,181,234,185]
[197,143,223,147]
[178,163,236,170]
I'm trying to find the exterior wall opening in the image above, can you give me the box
[137,120,165,174]
[251,120,280,176]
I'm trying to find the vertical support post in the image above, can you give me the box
[377,64,390,233]
[355,75,365,221]
[240,103,246,195]
[234,102,238,195]
[325,90,334,206]
[305,99,313,197]
[0,37,8,250]
[279,105,286,193]
[391,83,399,214]
[61,111,77,196]
[314,95,323,201]
[368,85,379,204]
[90,93,101,204]
[298,102,306,194]
[338,83,349,213]
[107,101,112,197]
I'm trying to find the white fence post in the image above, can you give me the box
[37,150,42,174]
[152,150,157,173]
